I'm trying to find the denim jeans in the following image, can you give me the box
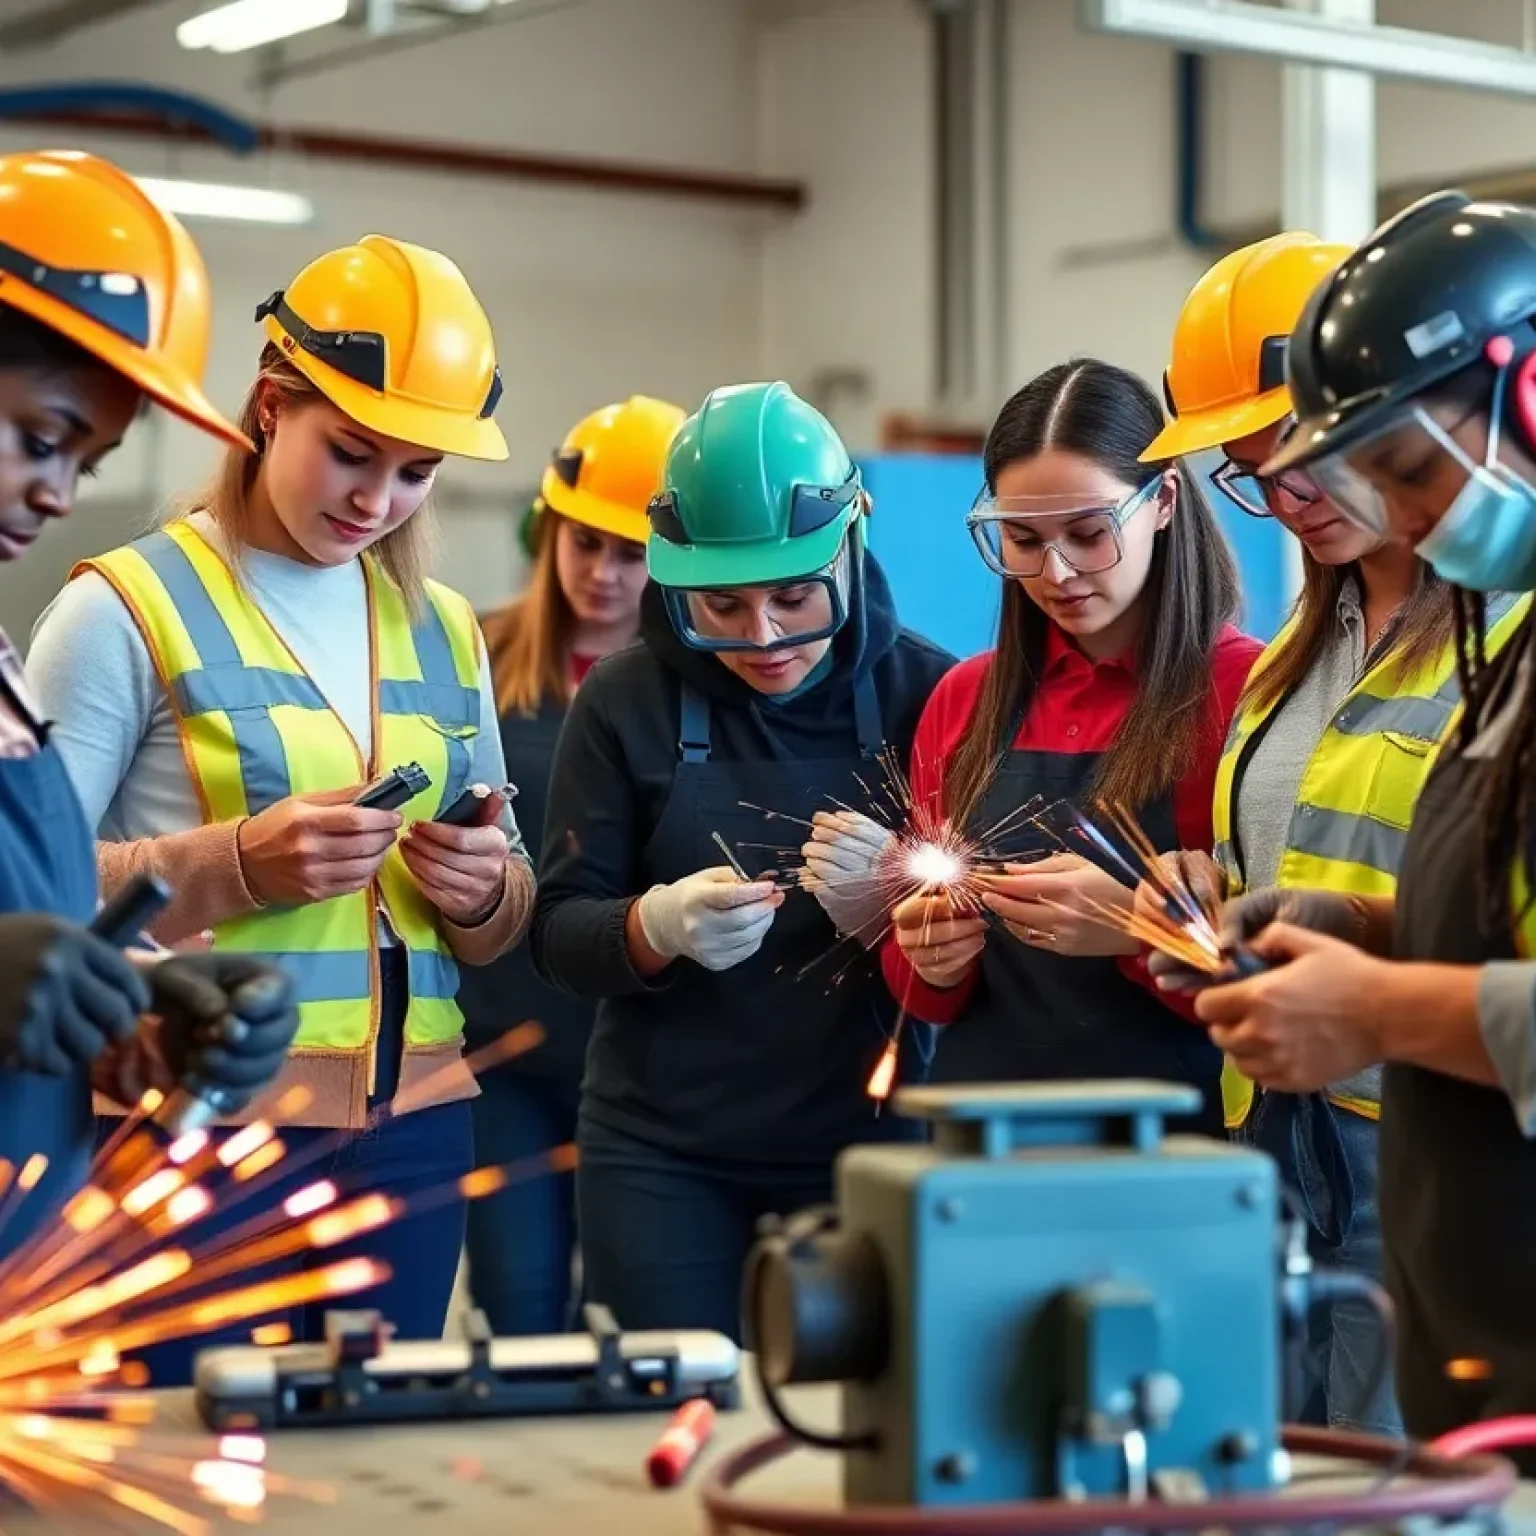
[464,1067,579,1335]
[576,1114,835,1342]
[1251,1092,1402,1434]
[114,949,473,1386]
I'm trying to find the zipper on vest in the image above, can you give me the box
[364,885,382,1106]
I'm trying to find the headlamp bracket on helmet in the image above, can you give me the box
[647,468,865,550]
[257,290,504,420]
[0,237,150,349]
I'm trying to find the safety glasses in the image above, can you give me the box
[256,291,504,419]
[966,477,1161,578]
[1209,444,1325,519]
[0,236,150,347]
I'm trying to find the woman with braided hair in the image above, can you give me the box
[1181,190,1536,1459]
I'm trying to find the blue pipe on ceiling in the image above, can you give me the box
[0,83,258,154]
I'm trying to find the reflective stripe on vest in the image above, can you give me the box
[1213,591,1530,1127]
[77,520,483,1059]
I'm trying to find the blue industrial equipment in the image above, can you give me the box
[744,1081,1282,1506]
[860,452,1295,657]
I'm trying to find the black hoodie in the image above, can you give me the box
[530,554,954,1163]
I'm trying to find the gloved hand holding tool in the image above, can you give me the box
[635,868,783,973]
[148,953,300,1122]
[801,810,896,946]
[0,914,150,1076]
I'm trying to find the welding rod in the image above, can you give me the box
[711,831,752,883]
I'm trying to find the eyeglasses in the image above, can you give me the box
[966,478,1160,578]
[255,291,504,420]
[1209,458,1324,519]
[0,237,150,347]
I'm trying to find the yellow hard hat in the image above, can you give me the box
[1142,232,1352,461]
[257,235,506,461]
[0,149,248,451]
[539,395,686,544]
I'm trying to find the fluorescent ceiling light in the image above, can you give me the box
[177,0,348,54]
[135,177,315,227]
[1080,0,1536,99]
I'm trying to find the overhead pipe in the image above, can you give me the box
[0,84,806,212]
[1175,52,1224,250]
[1175,50,1536,252]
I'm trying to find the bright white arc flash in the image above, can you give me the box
[906,842,964,889]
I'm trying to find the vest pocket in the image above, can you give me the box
[1368,731,1437,831]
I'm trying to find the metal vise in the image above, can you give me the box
[743,1081,1282,1508]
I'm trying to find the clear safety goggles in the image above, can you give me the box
[663,534,855,653]
[965,477,1161,578]
[1306,372,1503,538]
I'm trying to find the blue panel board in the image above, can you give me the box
[860,455,998,663]
[1193,451,1296,643]
[860,452,1296,656]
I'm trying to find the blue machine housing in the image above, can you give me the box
[835,1082,1281,1507]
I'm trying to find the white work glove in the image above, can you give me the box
[636,867,782,973]
[800,810,897,946]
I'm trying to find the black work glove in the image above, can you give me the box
[1148,886,1370,994]
[148,954,299,1109]
[0,914,150,1075]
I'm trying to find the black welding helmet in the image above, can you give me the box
[1263,191,1536,539]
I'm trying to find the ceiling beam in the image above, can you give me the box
[1081,0,1536,99]
[0,0,162,50]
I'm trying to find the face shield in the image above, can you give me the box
[661,524,860,653]
[965,476,1161,579]
[1306,362,1536,590]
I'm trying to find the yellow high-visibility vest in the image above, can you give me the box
[78,519,485,1077]
[1214,592,1529,1127]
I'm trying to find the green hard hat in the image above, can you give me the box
[647,381,863,590]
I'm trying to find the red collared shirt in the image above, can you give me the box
[882,620,1263,1022]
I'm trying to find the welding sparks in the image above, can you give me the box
[0,1020,565,1530]
[730,744,1060,1109]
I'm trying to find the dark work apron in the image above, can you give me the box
[580,674,930,1163]
[1385,689,1536,1459]
[0,672,101,1258]
[457,694,591,1098]
[927,728,1224,1136]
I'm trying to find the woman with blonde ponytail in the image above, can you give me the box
[29,235,534,1380]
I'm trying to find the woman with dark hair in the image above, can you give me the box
[1139,233,1525,1436]
[1188,191,1536,1458]
[462,394,681,1334]
[881,358,1262,1134]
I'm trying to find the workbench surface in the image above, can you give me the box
[14,1376,1536,1534]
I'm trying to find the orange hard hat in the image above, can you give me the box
[0,149,248,452]
[1142,233,1352,461]
[259,235,506,461]
[539,395,687,544]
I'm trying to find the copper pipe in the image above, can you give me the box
[4,106,807,211]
